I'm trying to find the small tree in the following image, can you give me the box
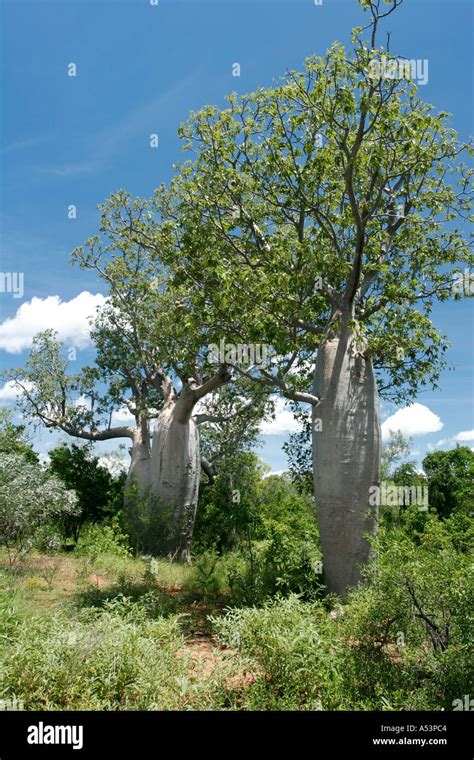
[0,454,79,565]
[423,446,474,519]
[4,195,267,559]
[48,443,125,544]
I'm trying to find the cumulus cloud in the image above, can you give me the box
[381,403,443,441]
[454,429,474,442]
[0,379,35,403]
[111,406,136,425]
[432,429,474,449]
[0,291,106,354]
[260,398,300,435]
[98,453,129,477]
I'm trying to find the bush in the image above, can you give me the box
[188,550,229,600]
[76,520,131,560]
[226,528,323,605]
[213,595,343,709]
[341,514,474,710]
[193,452,263,553]
[192,473,322,605]
[212,510,473,711]
[0,454,79,565]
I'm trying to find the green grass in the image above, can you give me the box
[0,548,255,710]
[1,528,471,712]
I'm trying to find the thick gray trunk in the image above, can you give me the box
[123,427,152,551]
[150,395,200,561]
[312,329,381,595]
[125,438,151,495]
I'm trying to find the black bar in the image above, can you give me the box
[0,710,471,758]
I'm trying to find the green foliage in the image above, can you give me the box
[0,599,207,710]
[283,414,313,495]
[193,452,263,552]
[392,462,426,487]
[226,532,323,606]
[49,443,125,543]
[255,475,318,540]
[213,511,473,710]
[196,465,317,551]
[164,31,472,408]
[194,471,322,604]
[0,408,38,463]
[0,454,79,565]
[188,550,228,600]
[423,446,474,518]
[122,489,190,557]
[214,595,342,710]
[341,515,474,709]
[76,520,131,560]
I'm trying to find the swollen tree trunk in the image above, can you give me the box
[125,429,151,495]
[150,395,200,561]
[123,422,152,551]
[312,328,381,595]
[149,368,231,561]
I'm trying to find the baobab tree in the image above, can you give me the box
[4,192,265,558]
[153,0,472,591]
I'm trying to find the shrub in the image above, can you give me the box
[213,595,343,709]
[76,520,131,560]
[227,528,323,605]
[340,513,473,709]
[212,510,473,711]
[0,454,79,566]
[193,452,263,553]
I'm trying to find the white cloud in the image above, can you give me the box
[382,403,443,441]
[0,379,35,403]
[0,291,105,354]
[73,394,92,412]
[263,469,289,478]
[98,453,129,477]
[111,406,136,425]
[432,429,474,449]
[454,429,474,442]
[260,398,300,435]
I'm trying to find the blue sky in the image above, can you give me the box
[0,0,473,471]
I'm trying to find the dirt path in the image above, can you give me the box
[157,581,258,689]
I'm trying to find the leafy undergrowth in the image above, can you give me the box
[1,515,472,712]
[0,550,258,710]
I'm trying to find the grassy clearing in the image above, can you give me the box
[0,549,256,710]
[1,514,472,713]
